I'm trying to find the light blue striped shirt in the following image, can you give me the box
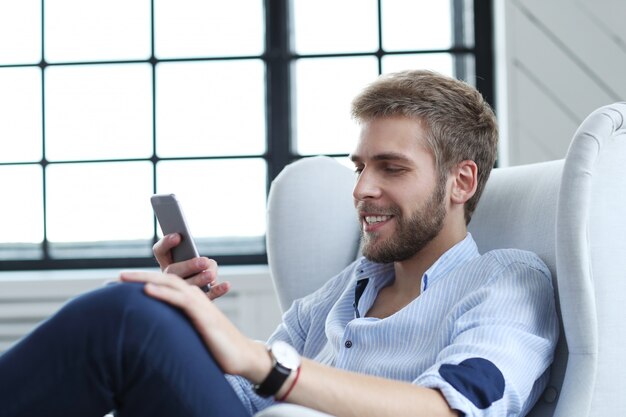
[228,234,559,416]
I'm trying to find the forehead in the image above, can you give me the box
[350,116,432,163]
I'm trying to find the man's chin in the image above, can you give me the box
[361,237,423,264]
[362,243,399,264]
[361,240,381,263]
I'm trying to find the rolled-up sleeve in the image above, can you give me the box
[414,259,559,417]
[226,261,359,414]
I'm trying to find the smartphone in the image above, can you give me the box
[150,194,210,292]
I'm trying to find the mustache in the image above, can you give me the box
[356,202,401,217]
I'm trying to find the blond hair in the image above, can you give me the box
[351,70,498,224]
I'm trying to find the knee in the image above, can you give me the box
[58,282,181,330]
[68,281,148,312]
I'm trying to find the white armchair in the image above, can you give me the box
[259,102,626,417]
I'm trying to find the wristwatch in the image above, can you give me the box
[254,340,301,397]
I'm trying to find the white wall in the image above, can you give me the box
[495,0,626,166]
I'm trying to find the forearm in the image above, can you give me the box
[278,358,459,417]
[121,271,457,417]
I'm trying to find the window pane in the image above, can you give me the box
[455,53,476,85]
[292,0,378,54]
[0,67,42,162]
[0,165,43,244]
[382,0,452,51]
[0,0,41,64]
[293,57,378,155]
[156,159,266,239]
[156,60,266,157]
[456,0,475,48]
[45,64,153,161]
[46,162,154,243]
[155,0,264,58]
[45,0,151,63]
[382,53,454,77]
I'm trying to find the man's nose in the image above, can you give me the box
[353,169,382,201]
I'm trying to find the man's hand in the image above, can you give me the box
[118,269,458,417]
[152,233,230,300]
[118,271,271,382]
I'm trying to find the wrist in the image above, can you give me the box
[244,340,273,384]
[276,364,301,402]
[253,341,301,398]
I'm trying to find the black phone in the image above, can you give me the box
[150,194,210,292]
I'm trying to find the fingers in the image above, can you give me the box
[121,271,199,305]
[120,270,182,286]
[119,269,229,302]
[152,234,180,270]
[121,271,253,378]
[164,256,217,280]
[208,281,231,301]
[181,263,215,288]
[181,260,230,300]
[153,234,222,294]
[144,281,204,310]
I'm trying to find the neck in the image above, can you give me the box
[393,215,467,289]
[366,207,469,319]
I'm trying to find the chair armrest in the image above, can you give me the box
[254,404,335,417]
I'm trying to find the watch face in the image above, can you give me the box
[272,341,301,369]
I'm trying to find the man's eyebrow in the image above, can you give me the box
[350,152,413,164]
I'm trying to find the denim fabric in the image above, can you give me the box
[0,282,250,417]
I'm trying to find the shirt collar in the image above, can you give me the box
[355,233,480,293]
[355,258,395,290]
[421,232,480,292]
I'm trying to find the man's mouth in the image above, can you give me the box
[361,213,394,232]
[364,215,392,225]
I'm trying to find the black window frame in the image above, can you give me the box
[0,0,493,272]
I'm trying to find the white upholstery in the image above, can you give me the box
[255,404,334,417]
[554,103,626,417]
[266,156,361,312]
[260,103,626,417]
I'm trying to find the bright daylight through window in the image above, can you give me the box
[0,0,489,270]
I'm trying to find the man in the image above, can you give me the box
[0,70,558,417]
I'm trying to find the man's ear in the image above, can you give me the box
[450,160,478,205]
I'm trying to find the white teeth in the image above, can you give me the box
[365,215,391,224]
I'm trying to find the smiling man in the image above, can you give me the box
[352,117,449,265]
[0,70,558,417]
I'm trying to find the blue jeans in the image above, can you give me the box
[0,282,251,417]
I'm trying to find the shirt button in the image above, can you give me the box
[345,340,353,348]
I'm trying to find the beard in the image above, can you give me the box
[359,180,447,264]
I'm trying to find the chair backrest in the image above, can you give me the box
[266,156,360,311]
[266,102,626,417]
[553,102,626,417]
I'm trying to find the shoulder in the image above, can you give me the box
[292,258,362,307]
[479,248,552,283]
[292,257,393,311]
[277,259,363,344]
[443,248,553,299]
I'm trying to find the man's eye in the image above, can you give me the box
[384,167,404,174]
[354,167,363,175]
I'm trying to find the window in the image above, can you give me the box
[0,0,493,270]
